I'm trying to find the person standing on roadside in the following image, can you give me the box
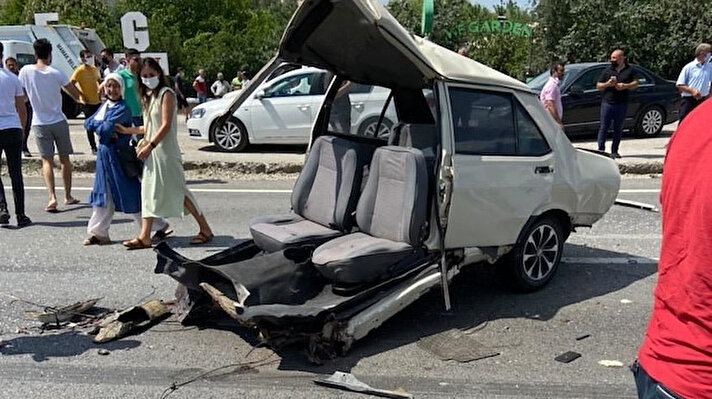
[596,49,638,158]
[19,38,82,213]
[210,72,230,98]
[0,43,31,227]
[540,63,565,130]
[117,49,144,127]
[100,48,124,78]
[675,43,711,123]
[71,49,101,154]
[115,58,212,249]
[173,68,190,122]
[5,57,33,158]
[634,99,712,399]
[192,69,207,103]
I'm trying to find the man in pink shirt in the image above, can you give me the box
[539,63,565,129]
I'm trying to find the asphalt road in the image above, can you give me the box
[0,176,662,398]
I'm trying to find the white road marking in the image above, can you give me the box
[22,186,292,194]
[562,257,658,265]
[618,189,660,193]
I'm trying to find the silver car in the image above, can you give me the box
[156,0,620,358]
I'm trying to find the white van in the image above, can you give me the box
[0,40,35,69]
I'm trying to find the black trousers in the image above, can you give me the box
[83,103,101,151]
[23,102,32,152]
[0,128,25,216]
[678,97,707,123]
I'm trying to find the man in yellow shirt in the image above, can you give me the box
[70,50,101,154]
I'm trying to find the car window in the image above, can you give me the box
[265,73,320,98]
[326,81,397,139]
[515,102,551,156]
[449,88,516,155]
[16,53,36,68]
[635,68,653,85]
[571,68,604,91]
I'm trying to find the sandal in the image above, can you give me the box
[190,232,214,245]
[65,198,80,205]
[83,235,110,246]
[45,201,59,213]
[123,238,152,250]
[151,226,174,243]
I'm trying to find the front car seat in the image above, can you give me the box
[312,146,428,284]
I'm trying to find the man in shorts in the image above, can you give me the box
[18,38,82,213]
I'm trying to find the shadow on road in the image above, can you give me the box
[198,144,306,154]
[31,217,134,229]
[0,331,140,362]
[273,243,657,373]
[186,179,227,185]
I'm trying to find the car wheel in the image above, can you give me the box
[357,117,393,139]
[504,216,564,292]
[635,106,664,137]
[212,117,248,152]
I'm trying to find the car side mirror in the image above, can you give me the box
[569,85,583,96]
[255,90,266,100]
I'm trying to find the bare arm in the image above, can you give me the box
[137,92,176,160]
[543,100,563,126]
[619,79,639,91]
[114,124,145,135]
[62,83,81,102]
[15,95,27,132]
[597,79,614,91]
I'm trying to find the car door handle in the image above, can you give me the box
[535,166,554,174]
[352,102,364,110]
[297,105,310,111]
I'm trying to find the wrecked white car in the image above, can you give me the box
[154,0,620,358]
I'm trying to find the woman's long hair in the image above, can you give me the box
[138,57,169,109]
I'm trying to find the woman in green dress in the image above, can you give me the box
[116,58,213,249]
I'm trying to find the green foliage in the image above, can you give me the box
[388,0,543,79]
[0,0,26,25]
[536,0,712,79]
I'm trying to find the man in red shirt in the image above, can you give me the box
[635,100,712,399]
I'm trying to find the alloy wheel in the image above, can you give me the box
[522,224,560,281]
[640,108,663,136]
[363,121,392,139]
[214,120,243,151]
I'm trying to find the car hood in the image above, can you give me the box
[279,0,530,92]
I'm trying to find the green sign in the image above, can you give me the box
[421,0,434,36]
[444,20,533,40]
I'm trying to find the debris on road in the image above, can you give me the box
[598,360,624,368]
[94,300,170,343]
[97,349,110,356]
[25,298,101,325]
[620,299,633,304]
[614,199,660,212]
[314,371,413,399]
[418,328,500,363]
[575,334,591,341]
[554,351,582,363]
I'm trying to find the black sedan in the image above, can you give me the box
[528,63,680,137]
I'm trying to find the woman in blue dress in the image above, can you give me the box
[83,73,170,245]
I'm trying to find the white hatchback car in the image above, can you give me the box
[187,67,395,152]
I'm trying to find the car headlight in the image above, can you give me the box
[190,108,206,119]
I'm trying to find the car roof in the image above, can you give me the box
[279,0,531,93]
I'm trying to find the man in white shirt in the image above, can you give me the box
[676,43,712,122]
[210,72,230,98]
[0,42,31,227]
[18,39,82,213]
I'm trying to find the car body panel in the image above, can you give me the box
[529,63,680,135]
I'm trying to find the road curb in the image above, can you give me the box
[19,158,662,175]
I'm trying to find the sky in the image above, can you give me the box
[380,0,531,10]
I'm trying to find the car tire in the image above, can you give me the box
[357,117,393,139]
[635,106,664,137]
[503,215,564,292]
[212,117,249,152]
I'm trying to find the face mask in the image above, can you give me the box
[611,61,618,68]
[101,57,109,64]
[85,57,94,66]
[142,76,160,90]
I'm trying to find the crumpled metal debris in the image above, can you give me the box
[598,360,624,368]
[614,199,659,212]
[24,298,101,325]
[94,300,170,343]
[315,371,413,399]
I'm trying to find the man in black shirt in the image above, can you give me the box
[173,68,190,122]
[596,49,639,158]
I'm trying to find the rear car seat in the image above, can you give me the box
[312,146,428,284]
[249,136,375,252]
